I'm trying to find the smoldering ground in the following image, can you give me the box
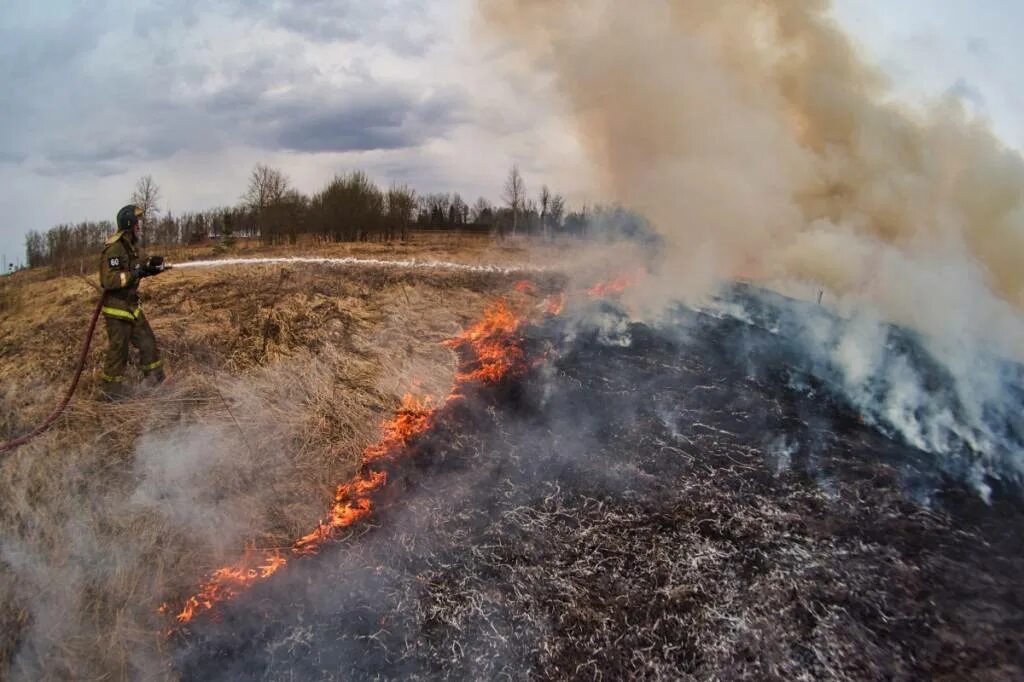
[175,291,1024,680]
[476,0,1024,511]
[553,206,1023,503]
[697,285,1024,498]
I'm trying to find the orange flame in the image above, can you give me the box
[172,547,289,624]
[513,279,536,294]
[162,298,532,626]
[292,470,387,555]
[586,275,633,298]
[444,299,524,383]
[365,395,435,462]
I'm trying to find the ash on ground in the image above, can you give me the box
[177,288,1024,680]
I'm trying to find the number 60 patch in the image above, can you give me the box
[108,257,121,268]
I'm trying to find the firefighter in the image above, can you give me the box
[98,204,167,399]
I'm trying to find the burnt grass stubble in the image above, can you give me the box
[176,296,1024,681]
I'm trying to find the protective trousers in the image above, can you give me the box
[101,310,163,384]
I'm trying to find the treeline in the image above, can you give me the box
[25,221,112,271]
[24,165,649,268]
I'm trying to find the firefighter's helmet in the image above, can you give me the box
[116,205,144,232]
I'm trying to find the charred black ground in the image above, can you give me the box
[176,287,1024,680]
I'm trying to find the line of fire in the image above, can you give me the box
[160,286,558,627]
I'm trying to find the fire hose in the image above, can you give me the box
[0,293,106,454]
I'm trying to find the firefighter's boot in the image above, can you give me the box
[144,366,166,387]
[99,379,129,401]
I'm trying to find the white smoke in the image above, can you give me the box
[698,285,1024,498]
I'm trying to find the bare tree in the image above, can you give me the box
[130,175,161,228]
[449,193,468,226]
[421,193,452,228]
[539,185,551,240]
[548,194,566,235]
[502,165,525,237]
[386,185,417,241]
[243,164,289,213]
[470,197,493,224]
[243,164,290,243]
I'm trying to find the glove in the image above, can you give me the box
[132,263,161,279]
[137,256,167,278]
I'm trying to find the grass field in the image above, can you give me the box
[0,234,556,679]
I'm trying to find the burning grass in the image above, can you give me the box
[3,241,1020,679]
[162,296,531,627]
[0,243,556,680]
[176,305,1024,680]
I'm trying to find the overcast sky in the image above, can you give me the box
[0,0,1021,267]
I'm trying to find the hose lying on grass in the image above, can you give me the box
[0,294,105,454]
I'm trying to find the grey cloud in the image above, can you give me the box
[31,140,157,177]
[196,53,314,116]
[31,77,464,174]
[0,151,26,164]
[0,6,109,162]
[0,7,106,82]
[272,89,463,153]
[25,86,462,177]
[133,0,204,39]
[204,84,264,116]
[0,0,463,177]
[274,4,362,43]
[47,143,137,165]
[179,59,463,155]
[246,0,435,55]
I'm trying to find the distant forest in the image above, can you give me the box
[22,165,653,270]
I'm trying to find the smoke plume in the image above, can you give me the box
[480,0,1024,492]
[480,0,1024,348]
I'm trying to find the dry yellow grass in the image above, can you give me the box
[0,236,544,680]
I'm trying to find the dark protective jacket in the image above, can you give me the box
[98,230,147,320]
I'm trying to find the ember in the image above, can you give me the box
[542,292,565,316]
[513,279,537,294]
[586,275,633,298]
